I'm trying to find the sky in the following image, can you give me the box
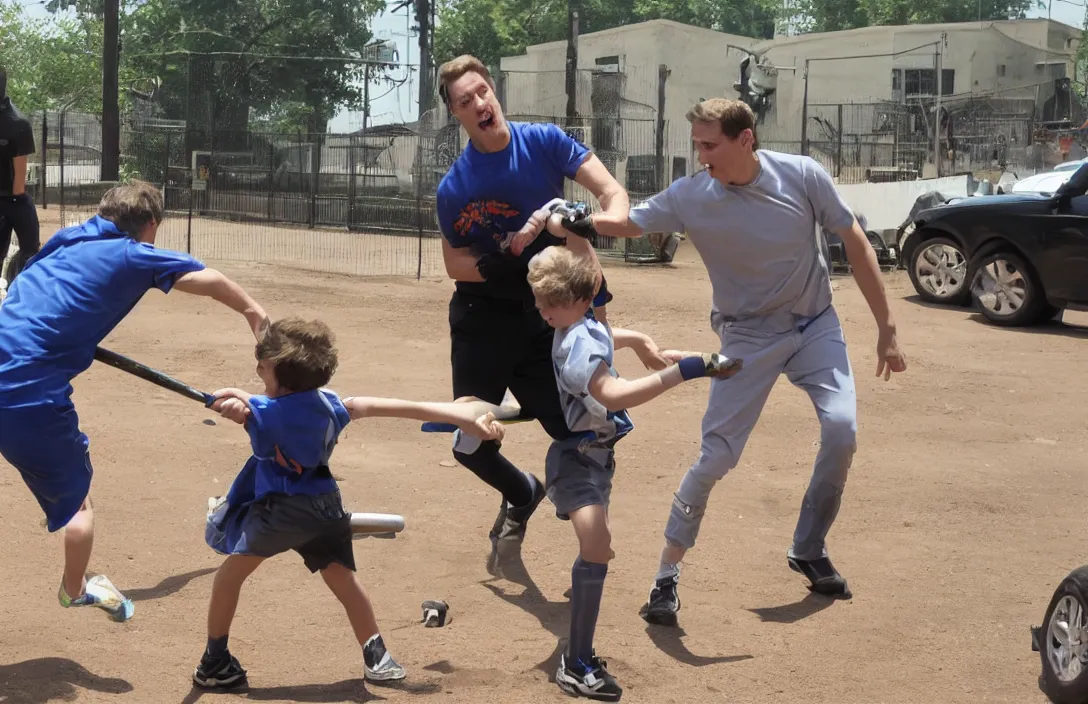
[15,0,1088,131]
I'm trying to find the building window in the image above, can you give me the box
[892,68,955,97]
[998,64,1006,77]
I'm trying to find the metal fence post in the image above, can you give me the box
[836,104,843,178]
[58,111,66,220]
[348,134,357,231]
[267,141,274,221]
[186,128,194,254]
[39,112,48,208]
[163,132,171,209]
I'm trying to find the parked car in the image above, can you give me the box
[820,211,899,275]
[903,162,1088,326]
[1010,158,1088,196]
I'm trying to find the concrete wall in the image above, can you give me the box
[499,20,757,183]
[836,174,972,232]
[758,22,1076,142]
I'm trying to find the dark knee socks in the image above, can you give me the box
[453,441,533,507]
[568,557,609,666]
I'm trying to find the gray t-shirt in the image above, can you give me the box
[551,313,634,444]
[629,150,855,324]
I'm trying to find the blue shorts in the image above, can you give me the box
[0,402,92,532]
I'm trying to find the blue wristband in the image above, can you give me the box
[677,356,707,381]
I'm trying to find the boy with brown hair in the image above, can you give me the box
[197,317,507,689]
[525,246,741,700]
[0,179,268,624]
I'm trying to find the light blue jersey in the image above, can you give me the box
[629,150,855,326]
[551,312,634,445]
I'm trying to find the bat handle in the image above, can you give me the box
[421,422,458,433]
[203,392,216,408]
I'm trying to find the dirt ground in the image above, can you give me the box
[2,214,1088,704]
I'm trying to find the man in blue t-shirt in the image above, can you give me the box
[433,54,663,549]
[0,180,269,624]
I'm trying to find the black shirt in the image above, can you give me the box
[0,98,35,196]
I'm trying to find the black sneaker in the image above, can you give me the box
[788,556,852,599]
[193,652,247,689]
[363,633,407,682]
[489,474,546,543]
[555,653,622,701]
[639,574,681,626]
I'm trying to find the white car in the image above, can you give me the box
[1010,158,1088,195]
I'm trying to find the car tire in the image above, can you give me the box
[968,246,1049,327]
[1038,566,1088,704]
[907,234,970,305]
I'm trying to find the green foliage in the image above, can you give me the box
[790,0,1047,34]
[0,0,103,113]
[25,0,389,134]
[432,0,777,69]
[120,0,388,133]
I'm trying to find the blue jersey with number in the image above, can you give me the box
[436,121,591,301]
[0,215,205,407]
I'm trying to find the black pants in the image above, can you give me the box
[0,194,40,282]
[449,290,570,506]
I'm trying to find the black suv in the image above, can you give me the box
[905,163,1088,326]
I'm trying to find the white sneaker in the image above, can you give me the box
[59,574,135,622]
[363,634,406,682]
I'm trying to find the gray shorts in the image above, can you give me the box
[545,438,615,520]
[241,491,355,573]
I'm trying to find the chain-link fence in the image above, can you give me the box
[23,53,687,278]
[762,78,1086,183]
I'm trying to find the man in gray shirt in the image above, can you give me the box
[565,98,907,626]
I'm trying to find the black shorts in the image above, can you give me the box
[240,491,356,573]
[449,291,571,441]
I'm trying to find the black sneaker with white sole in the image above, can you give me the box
[638,574,680,626]
[489,473,546,544]
[363,633,407,682]
[193,652,247,689]
[555,653,622,701]
[788,555,852,599]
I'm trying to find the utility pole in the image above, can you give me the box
[101,0,120,181]
[934,32,946,176]
[415,0,432,117]
[565,5,579,124]
[800,59,810,155]
[363,64,371,132]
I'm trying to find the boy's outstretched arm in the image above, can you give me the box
[610,327,669,370]
[586,353,738,412]
[343,397,505,441]
[173,269,269,340]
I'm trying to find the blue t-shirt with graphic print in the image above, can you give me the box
[436,121,591,301]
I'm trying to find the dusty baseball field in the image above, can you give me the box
[2,210,1087,704]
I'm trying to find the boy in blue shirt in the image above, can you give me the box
[197,317,507,689]
[0,180,268,624]
[525,246,742,700]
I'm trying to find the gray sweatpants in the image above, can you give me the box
[664,305,857,561]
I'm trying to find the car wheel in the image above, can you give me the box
[907,235,970,305]
[1038,566,1088,704]
[968,247,1048,327]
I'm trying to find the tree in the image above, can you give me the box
[45,0,388,135]
[0,1,103,114]
[433,0,777,69]
[793,0,1045,34]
